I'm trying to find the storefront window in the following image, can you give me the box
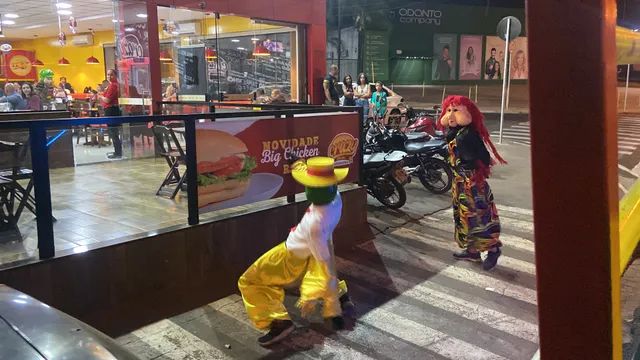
[157,6,301,103]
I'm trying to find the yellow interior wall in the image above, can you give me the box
[159,15,283,40]
[12,30,114,89]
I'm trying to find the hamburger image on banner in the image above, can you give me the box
[196,129,257,207]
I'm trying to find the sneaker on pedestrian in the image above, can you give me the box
[453,249,481,262]
[107,153,122,160]
[339,293,356,318]
[483,247,502,271]
[257,319,295,346]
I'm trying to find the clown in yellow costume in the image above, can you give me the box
[238,157,355,346]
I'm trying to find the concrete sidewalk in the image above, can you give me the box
[394,83,529,114]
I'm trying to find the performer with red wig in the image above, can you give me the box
[439,95,507,270]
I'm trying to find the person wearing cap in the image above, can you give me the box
[238,156,355,346]
[35,69,55,104]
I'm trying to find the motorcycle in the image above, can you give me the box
[362,142,409,209]
[366,120,453,194]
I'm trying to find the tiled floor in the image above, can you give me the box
[0,157,189,265]
[0,157,356,267]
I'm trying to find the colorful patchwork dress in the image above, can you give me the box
[446,126,502,252]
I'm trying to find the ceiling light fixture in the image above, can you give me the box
[5,14,19,19]
[237,47,246,51]
[57,10,72,16]
[86,56,100,64]
[56,2,73,9]
[1,20,16,25]
[136,13,148,18]
[231,39,240,43]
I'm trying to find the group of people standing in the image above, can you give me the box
[323,64,388,122]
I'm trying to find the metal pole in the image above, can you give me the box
[337,0,341,76]
[422,81,425,97]
[498,18,511,144]
[468,86,472,98]
[30,126,55,259]
[475,84,478,103]
[624,64,631,111]
[441,85,446,104]
[184,120,199,225]
[507,54,513,109]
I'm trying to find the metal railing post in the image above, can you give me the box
[29,126,55,259]
[184,120,199,225]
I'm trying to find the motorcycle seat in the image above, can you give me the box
[405,132,430,142]
[404,139,446,154]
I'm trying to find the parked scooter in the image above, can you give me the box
[362,143,409,209]
[367,120,452,194]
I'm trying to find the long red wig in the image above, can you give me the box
[439,95,506,181]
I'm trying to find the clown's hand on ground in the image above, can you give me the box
[297,298,320,318]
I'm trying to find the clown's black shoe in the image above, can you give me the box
[453,249,481,262]
[340,293,356,318]
[483,247,502,271]
[258,320,295,346]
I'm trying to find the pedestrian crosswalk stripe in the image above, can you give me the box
[422,216,535,254]
[336,256,539,343]
[131,319,234,360]
[212,294,376,359]
[359,307,510,360]
[393,227,537,276]
[363,239,538,305]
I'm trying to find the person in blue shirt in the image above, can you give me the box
[370,81,387,120]
[0,83,27,110]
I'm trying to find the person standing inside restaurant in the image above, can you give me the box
[354,73,371,123]
[20,83,41,111]
[35,69,55,106]
[370,81,387,121]
[99,69,123,159]
[0,83,27,110]
[59,77,75,94]
[323,64,340,106]
[341,74,356,107]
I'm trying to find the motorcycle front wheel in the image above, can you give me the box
[372,176,407,209]
[417,158,453,194]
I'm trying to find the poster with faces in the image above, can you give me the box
[459,35,482,80]
[432,34,458,81]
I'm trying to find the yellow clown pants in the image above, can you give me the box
[238,242,348,330]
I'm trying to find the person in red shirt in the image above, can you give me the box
[99,69,122,159]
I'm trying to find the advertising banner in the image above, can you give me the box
[484,36,505,80]
[458,35,482,80]
[3,50,36,81]
[196,114,360,214]
[432,34,457,81]
[509,37,528,80]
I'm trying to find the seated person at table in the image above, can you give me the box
[59,77,75,94]
[0,83,27,110]
[20,83,41,111]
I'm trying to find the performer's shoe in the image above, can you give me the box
[339,293,356,318]
[453,250,481,262]
[483,247,502,271]
[326,316,345,330]
[258,320,295,346]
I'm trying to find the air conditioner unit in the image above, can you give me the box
[71,34,94,46]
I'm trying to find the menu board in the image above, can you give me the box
[177,46,207,95]
[363,31,390,82]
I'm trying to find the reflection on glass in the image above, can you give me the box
[157,6,299,103]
